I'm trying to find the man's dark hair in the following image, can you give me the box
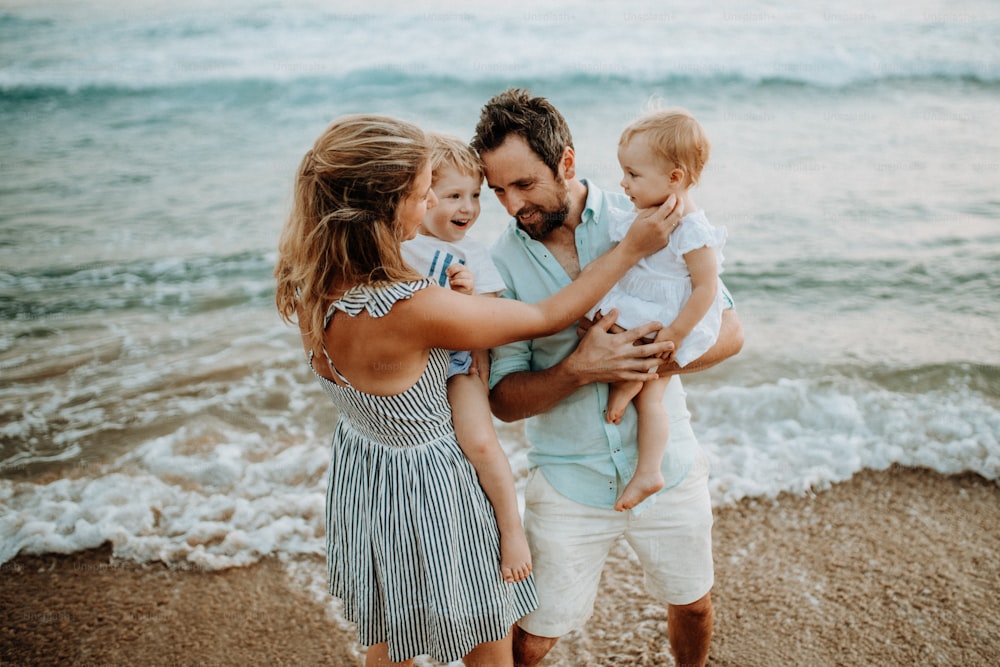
[471,88,574,177]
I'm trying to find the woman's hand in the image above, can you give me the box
[617,194,682,261]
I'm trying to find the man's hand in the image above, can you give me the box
[566,309,674,385]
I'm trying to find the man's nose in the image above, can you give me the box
[504,191,525,216]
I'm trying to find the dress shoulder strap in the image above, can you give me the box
[315,280,433,388]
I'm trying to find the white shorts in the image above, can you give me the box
[518,448,714,638]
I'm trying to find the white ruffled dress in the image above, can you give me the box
[588,209,727,367]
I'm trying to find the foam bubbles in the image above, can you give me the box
[696,374,1000,506]
[0,423,329,569]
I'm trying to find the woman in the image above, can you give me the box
[274,114,679,666]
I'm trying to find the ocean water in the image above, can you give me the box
[1,0,998,570]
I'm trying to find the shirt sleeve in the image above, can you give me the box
[487,287,534,389]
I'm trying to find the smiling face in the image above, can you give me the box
[418,166,481,243]
[480,134,572,241]
[618,136,685,210]
[396,161,437,241]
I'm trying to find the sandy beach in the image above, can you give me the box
[2,465,997,666]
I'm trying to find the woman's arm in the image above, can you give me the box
[411,195,682,353]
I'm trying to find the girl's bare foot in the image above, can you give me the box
[606,380,643,424]
[614,470,665,511]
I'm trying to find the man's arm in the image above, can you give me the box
[489,314,671,422]
[490,309,744,422]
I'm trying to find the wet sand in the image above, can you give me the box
[2,466,998,666]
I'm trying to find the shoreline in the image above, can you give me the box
[2,466,998,665]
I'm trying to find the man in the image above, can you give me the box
[472,88,744,667]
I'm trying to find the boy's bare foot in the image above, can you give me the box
[500,530,533,583]
[614,471,665,511]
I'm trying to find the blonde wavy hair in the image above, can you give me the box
[275,114,429,351]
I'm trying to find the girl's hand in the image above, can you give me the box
[654,326,682,360]
[446,263,475,295]
[618,194,682,260]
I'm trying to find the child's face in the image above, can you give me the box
[618,138,682,210]
[420,166,482,243]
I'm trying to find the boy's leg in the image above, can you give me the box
[448,373,531,583]
[613,376,670,511]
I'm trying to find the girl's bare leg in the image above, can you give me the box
[449,373,532,583]
[606,378,643,424]
[614,375,671,511]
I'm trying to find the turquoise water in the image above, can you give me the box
[1,0,997,567]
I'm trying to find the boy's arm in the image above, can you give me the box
[446,262,475,295]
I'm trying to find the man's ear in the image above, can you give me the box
[560,146,576,180]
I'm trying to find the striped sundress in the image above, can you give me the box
[310,279,537,663]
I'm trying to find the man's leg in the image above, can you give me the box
[668,592,713,667]
[517,470,624,665]
[626,447,714,666]
[512,625,559,667]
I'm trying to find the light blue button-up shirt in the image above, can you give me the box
[489,180,729,510]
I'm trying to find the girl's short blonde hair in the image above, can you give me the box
[620,108,710,186]
[275,114,428,350]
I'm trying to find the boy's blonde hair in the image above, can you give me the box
[620,108,710,186]
[428,132,483,184]
[275,114,428,351]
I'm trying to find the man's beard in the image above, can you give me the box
[516,200,571,241]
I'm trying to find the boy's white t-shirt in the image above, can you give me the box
[402,233,507,295]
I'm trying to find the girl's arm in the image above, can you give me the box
[654,246,719,353]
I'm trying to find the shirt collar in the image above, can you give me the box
[580,178,603,226]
